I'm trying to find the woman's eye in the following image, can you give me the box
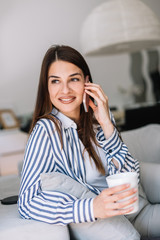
[51,79,59,84]
[71,78,79,82]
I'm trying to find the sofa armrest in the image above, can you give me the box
[0,175,20,199]
[0,175,70,240]
[140,162,160,204]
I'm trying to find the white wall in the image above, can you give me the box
[0,0,160,116]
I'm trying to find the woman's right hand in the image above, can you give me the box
[93,184,137,219]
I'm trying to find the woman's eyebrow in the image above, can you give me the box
[48,75,60,79]
[69,73,82,77]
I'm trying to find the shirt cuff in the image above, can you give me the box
[73,198,96,223]
[96,127,122,156]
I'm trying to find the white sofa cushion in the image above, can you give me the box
[40,171,96,199]
[140,162,160,203]
[121,124,160,164]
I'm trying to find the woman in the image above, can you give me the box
[18,45,140,240]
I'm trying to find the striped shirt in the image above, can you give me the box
[18,108,139,226]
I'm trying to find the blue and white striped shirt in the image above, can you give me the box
[18,109,139,225]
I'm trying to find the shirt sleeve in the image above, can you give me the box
[18,119,96,225]
[96,115,140,177]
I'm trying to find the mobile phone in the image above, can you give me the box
[83,76,89,112]
[1,195,18,205]
[83,91,89,112]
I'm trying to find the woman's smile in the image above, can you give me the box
[58,96,76,104]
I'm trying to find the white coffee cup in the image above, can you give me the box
[106,172,139,215]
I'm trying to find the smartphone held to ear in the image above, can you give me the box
[83,76,89,112]
[83,91,89,112]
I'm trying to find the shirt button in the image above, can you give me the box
[109,149,112,154]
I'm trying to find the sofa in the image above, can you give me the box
[0,124,160,239]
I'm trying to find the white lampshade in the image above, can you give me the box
[80,0,160,56]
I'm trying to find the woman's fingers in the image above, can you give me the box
[85,89,107,109]
[85,84,107,102]
[104,184,130,195]
[88,98,96,110]
[85,82,104,91]
[93,184,138,218]
[107,194,137,209]
[107,186,137,202]
[104,185,137,206]
[106,206,134,217]
[85,88,105,100]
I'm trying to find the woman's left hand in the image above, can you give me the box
[84,82,114,139]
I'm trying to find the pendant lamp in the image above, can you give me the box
[80,0,160,56]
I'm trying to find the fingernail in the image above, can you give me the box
[133,188,137,192]
[125,184,130,187]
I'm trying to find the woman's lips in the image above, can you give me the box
[58,97,76,104]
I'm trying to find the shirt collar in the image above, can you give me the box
[51,108,77,129]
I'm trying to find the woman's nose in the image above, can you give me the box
[61,82,70,93]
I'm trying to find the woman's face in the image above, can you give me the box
[48,60,85,121]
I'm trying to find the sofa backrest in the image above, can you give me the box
[121,124,160,164]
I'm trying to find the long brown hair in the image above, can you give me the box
[30,45,105,175]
